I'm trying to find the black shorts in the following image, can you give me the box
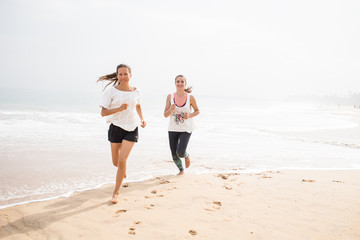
[108,124,138,143]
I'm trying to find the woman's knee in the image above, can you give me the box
[176,150,186,158]
[116,157,126,168]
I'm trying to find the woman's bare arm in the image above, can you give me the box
[164,94,175,118]
[101,104,128,117]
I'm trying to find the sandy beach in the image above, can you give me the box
[1,170,359,240]
[2,0,360,239]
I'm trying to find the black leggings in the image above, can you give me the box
[168,131,192,172]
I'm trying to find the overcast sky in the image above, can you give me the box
[1,0,359,99]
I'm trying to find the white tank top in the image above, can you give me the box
[168,93,194,133]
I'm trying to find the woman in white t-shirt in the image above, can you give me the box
[98,64,146,204]
[163,75,200,175]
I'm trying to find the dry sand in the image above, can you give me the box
[1,170,359,239]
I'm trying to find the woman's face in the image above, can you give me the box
[175,76,186,90]
[117,67,131,83]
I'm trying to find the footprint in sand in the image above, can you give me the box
[145,194,164,198]
[128,222,142,235]
[218,174,228,180]
[189,230,197,236]
[145,204,155,209]
[151,190,157,194]
[156,177,170,184]
[261,174,272,179]
[113,209,127,217]
[128,227,136,235]
[223,185,232,190]
[204,201,222,211]
[213,201,222,206]
[159,179,170,184]
[115,209,127,214]
[218,173,240,180]
[302,179,315,183]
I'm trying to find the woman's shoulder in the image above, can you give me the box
[166,93,173,99]
[103,85,116,96]
[133,88,141,95]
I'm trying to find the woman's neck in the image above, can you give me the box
[175,90,186,96]
[116,82,133,91]
[174,90,187,106]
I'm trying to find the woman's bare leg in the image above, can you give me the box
[185,155,191,168]
[110,142,127,180]
[112,140,135,203]
[110,143,121,167]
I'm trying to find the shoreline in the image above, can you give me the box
[1,104,360,211]
[1,169,359,239]
[271,104,360,149]
[2,167,360,211]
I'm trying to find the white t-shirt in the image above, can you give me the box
[100,86,141,131]
[168,93,194,133]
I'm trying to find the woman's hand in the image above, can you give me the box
[169,104,176,113]
[184,113,190,119]
[118,104,129,112]
[164,104,176,118]
[164,94,176,118]
[140,119,146,128]
[101,105,128,117]
[136,104,146,128]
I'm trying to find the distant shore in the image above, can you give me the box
[1,170,359,239]
[275,104,360,149]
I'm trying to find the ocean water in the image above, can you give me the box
[1,95,359,209]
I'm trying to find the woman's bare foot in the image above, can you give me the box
[112,194,119,204]
[185,156,191,168]
[177,171,185,175]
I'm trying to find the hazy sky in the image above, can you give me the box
[1,0,359,99]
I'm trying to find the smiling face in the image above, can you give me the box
[175,76,187,91]
[117,67,132,83]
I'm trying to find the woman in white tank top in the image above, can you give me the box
[163,75,200,175]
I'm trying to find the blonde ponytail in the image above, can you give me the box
[185,86,192,93]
